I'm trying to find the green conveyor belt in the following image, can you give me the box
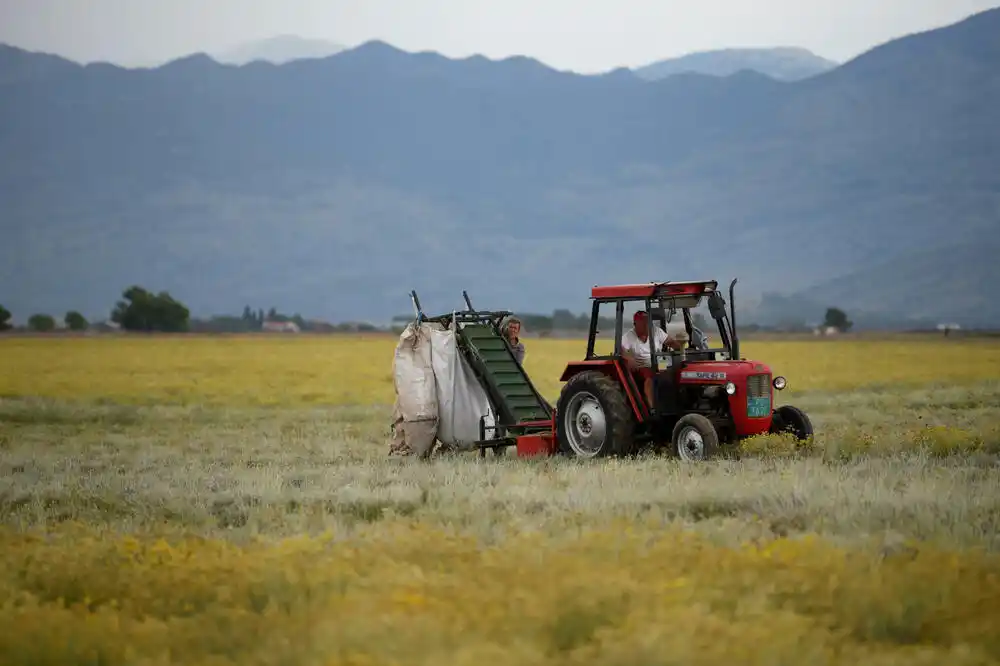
[455,323,551,427]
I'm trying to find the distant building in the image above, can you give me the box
[92,320,121,332]
[936,323,961,336]
[262,320,300,333]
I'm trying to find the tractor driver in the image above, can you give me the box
[621,310,686,410]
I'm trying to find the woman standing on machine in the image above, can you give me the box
[502,316,526,365]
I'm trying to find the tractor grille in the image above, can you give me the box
[747,373,771,398]
[745,373,771,418]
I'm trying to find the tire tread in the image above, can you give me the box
[556,370,637,457]
[671,413,721,460]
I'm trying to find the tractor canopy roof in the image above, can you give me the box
[590,280,719,301]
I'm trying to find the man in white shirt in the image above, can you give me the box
[621,310,686,409]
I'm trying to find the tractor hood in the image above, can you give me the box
[679,359,771,381]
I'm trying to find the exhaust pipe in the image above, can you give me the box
[729,278,740,360]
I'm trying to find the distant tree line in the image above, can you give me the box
[0,286,380,334]
[0,304,90,332]
[188,304,382,333]
[0,287,857,335]
[390,308,711,334]
[190,306,370,333]
[0,286,191,333]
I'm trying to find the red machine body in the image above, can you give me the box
[515,427,558,457]
[515,278,813,459]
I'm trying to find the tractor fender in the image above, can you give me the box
[558,360,648,421]
[559,360,618,382]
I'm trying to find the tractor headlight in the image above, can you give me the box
[725,381,737,395]
[773,376,787,390]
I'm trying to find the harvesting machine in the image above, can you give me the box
[407,279,813,460]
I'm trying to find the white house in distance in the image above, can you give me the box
[261,320,300,333]
[937,323,961,336]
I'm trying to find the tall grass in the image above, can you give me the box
[2,336,999,664]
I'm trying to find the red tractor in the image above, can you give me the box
[544,279,813,459]
[408,280,813,460]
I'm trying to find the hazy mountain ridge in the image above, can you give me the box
[212,35,346,65]
[1,8,998,326]
[632,46,838,82]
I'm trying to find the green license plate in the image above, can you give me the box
[747,396,771,418]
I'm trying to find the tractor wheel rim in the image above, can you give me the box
[564,391,607,457]
[677,426,705,460]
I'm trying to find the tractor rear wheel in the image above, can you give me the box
[770,405,814,443]
[556,371,636,458]
[671,414,721,461]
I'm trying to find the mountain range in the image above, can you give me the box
[207,36,837,82]
[1,8,998,328]
[211,35,346,66]
[632,46,838,82]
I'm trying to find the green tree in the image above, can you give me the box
[0,304,11,331]
[64,310,88,331]
[111,286,190,332]
[28,313,56,332]
[519,313,554,332]
[240,305,262,330]
[551,309,579,330]
[823,307,853,332]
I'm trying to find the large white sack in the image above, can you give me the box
[430,325,496,449]
[392,322,439,423]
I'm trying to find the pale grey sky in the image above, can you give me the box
[1,0,997,73]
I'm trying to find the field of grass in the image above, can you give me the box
[3,332,1000,406]
[2,333,1000,665]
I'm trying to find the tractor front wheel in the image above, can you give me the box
[770,405,814,443]
[556,371,636,458]
[671,414,721,461]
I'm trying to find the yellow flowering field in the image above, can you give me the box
[2,333,999,407]
[3,521,1000,665]
[3,333,1000,665]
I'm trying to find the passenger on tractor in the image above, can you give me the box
[621,310,686,410]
